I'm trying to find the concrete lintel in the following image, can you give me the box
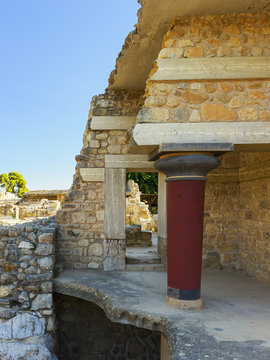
[150,57,270,81]
[105,155,155,170]
[90,116,136,130]
[133,122,270,146]
[79,168,105,182]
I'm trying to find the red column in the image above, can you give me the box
[154,153,220,309]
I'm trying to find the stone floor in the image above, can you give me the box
[125,233,164,271]
[54,269,270,360]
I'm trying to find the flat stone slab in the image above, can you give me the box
[54,270,270,360]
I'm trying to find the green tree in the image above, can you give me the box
[127,172,158,194]
[0,172,28,197]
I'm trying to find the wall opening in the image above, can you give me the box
[125,171,163,271]
[54,293,161,360]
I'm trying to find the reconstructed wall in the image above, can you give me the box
[54,294,160,360]
[56,90,144,270]
[138,12,270,125]
[0,217,56,359]
[135,12,270,281]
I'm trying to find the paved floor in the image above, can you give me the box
[54,269,270,360]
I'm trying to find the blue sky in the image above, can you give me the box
[0,0,140,190]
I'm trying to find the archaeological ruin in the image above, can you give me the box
[1,0,270,359]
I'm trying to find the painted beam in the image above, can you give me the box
[90,116,136,130]
[79,168,105,182]
[133,122,270,146]
[105,155,155,170]
[150,57,270,81]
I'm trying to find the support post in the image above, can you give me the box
[155,153,220,309]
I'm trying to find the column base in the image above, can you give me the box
[166,296,203,310]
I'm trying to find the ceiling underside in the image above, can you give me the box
[108,0,270,90]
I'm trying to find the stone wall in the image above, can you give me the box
[0,199,60,222]
[56,90,144,270]
[138,12,270,125]
[0,217,56,359]
[54,293,160,360]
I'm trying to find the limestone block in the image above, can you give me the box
[88,243,103,257]
[37,257,54,271]
[18,241,33,250]
[90,116,136,130]
[150,57,270,81]
[35,244,53,256]
[0,313,45,340]
[79,168,105,182]
[0,342,52,360]
[31,294,53,311]
[71,212,86,224]
[137,108,170,123]
[38,233,54,243]
[133,122,270,146]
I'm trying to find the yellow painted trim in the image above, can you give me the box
[166,175,206,180]
[160,152,214,159]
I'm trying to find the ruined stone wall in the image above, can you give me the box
[138,12,270,124]
[56,90,144,270]
[54,294,160,360]
[0,217,56,358]
[0,199,60,221]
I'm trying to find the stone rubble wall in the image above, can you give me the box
[137,12,270,125]
[0,217,57,359]
[0,199,60,221]
[56,90,144,270]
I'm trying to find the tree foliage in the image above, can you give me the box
[0,172,28,197]
[127,172,158,194]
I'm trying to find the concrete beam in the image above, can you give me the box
[90,116,136,130]
[133,122,270,146]
[151,57,270,81]
[79,168,105,182]
[105,155,155,170]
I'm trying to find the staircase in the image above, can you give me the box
[125,247,164,271]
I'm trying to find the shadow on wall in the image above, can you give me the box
[54,293,161,360]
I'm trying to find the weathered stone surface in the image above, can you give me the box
[181,91,208,104]
[88,243,102,257]
[137,108,170,123]
[37,257,54,271]
[0,342,52,360]
[201,104,236,121]
[173,108,189,122]
[35,244,53,256]
[31,294,52,311]
[0,313,45,340]
[38,233,54,243]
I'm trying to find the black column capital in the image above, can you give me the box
[154,154,220,181]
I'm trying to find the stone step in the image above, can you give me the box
[125,263,164,271]
[126,253,161,264]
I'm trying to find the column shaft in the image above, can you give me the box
[167,180,205,300]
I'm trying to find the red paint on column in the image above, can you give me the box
[166,180,205,291]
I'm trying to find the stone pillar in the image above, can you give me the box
[154,153,220,309]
